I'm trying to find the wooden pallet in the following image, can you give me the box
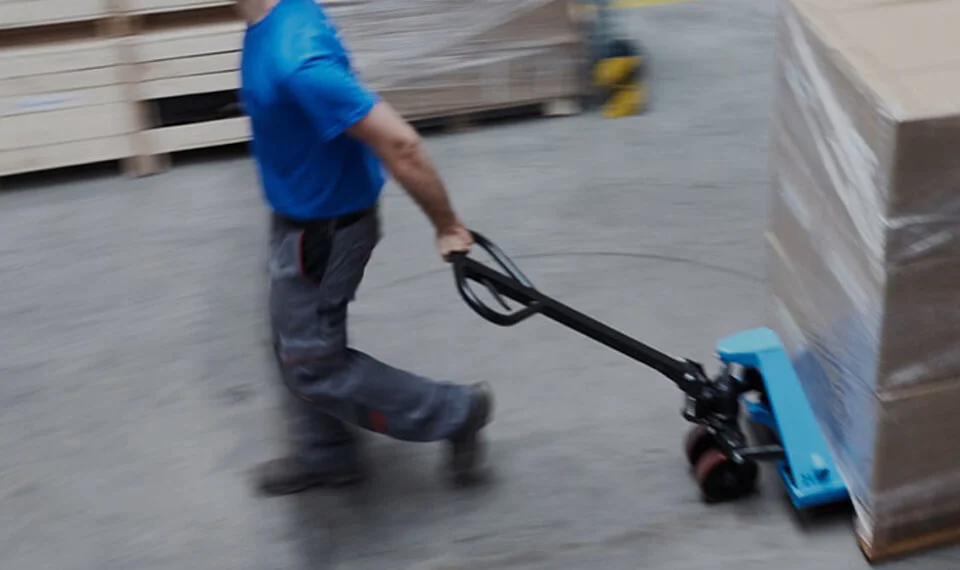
[120,0,232,16]
[856,503,960,563]
[0,20,141,179]
[116,5,245,174]
[858,529,960,564]
[408,98,581,133]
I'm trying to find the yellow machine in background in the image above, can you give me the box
[593,39,645,118]
[575,0,647,118]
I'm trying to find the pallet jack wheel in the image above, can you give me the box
[694,449,759,503]
[684,425,719,466]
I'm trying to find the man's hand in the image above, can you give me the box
[437,223,473,261]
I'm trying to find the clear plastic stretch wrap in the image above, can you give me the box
[767,0,960,554]
[324,0,586,119]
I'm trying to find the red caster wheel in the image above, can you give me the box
[684,425,719,466]
[694,448,759,503]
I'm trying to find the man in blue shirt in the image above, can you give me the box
[237,0,493,494]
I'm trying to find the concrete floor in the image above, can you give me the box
[2,0,959,568]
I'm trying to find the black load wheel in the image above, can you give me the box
[684,425,719,466]
[694,449,759,503]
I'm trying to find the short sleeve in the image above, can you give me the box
[283,55,379,141]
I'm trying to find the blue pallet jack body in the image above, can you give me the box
[716,328,849,509]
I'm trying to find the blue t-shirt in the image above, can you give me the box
[240,0,384,220]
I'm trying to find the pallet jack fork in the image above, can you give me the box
[450,232,849,509]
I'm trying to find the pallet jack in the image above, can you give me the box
[450,232,849,509]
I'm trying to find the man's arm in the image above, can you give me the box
[284,54,471,258]
[346,102,472,259]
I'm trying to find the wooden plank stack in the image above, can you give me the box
[0,0,586,180]
[0,0,112,31]
[121,4,246,173]
[0,3,137,177]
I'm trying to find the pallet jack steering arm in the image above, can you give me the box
[450,231,786,465]
[450,231,701,390]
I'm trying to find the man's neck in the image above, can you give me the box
[237,0,280,24]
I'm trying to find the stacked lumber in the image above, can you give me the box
[0,21,138,177]
[120,5,247,173]
[0,0,585,179]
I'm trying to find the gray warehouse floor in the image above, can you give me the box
[2,1,959,568]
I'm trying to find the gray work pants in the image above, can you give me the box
[268,205,472,472]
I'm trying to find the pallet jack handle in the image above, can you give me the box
[450,231,704,390]
[451,232,542,326]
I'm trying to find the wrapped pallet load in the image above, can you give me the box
[327,0,585,121]
[767,0,960,560]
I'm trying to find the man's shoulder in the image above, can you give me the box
[247,2,344,79]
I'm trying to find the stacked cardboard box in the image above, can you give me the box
[767,0,960,559]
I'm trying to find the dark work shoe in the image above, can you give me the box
[251,457,365,496]
[447,382,494,483]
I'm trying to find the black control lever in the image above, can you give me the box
[450,232,543,326]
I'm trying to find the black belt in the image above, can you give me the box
[272,205,375,233]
